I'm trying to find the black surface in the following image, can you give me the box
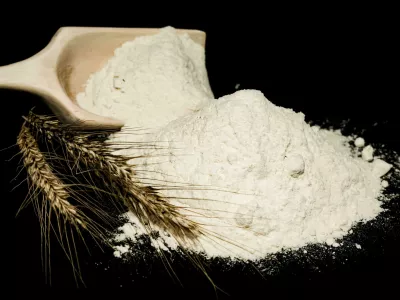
[1,9,399,298]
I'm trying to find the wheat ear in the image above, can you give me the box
[21,112,221,290]
[26,112,202,242]
[17,122,92,284]
[17,122,84,228]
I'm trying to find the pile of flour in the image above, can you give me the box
[77,27,393,260]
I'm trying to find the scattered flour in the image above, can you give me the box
[113,245,130,258]
[381,180,389,188]
[354,137,365,148]
[362,145,375,162]
[76,27,393,261]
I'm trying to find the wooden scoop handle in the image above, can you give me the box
[0,56,124,131]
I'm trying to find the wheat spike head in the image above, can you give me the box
[25,112,202,242]
[17,123,84,227]
[17,112,226,291]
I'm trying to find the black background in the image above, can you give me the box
[1,6,398,299]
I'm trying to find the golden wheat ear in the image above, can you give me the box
[25,112,204,244]
[17,121,111,285]
[19,112,225,290]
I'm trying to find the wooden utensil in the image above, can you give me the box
[0,27,206,130]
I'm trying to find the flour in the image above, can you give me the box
[381,180,389,188]
[362,145,375,162]
[77,27,214,130]
[113,245,130,258]
[76,27,394,261]
[354,137,365,148]
[129,90,391,259]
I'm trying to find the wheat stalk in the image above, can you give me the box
[19,112,228,290]
[17,122,93,284]
[25,112,202,242]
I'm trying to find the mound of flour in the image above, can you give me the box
[77,27,214,130]
[76,27,393,260]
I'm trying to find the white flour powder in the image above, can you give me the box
[77,27,213,130]
[77,27,393,260]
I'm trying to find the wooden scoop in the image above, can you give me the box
[0,27,206,130]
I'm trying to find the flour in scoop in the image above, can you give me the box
[77,27,394,261]
[77,27,214,130]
